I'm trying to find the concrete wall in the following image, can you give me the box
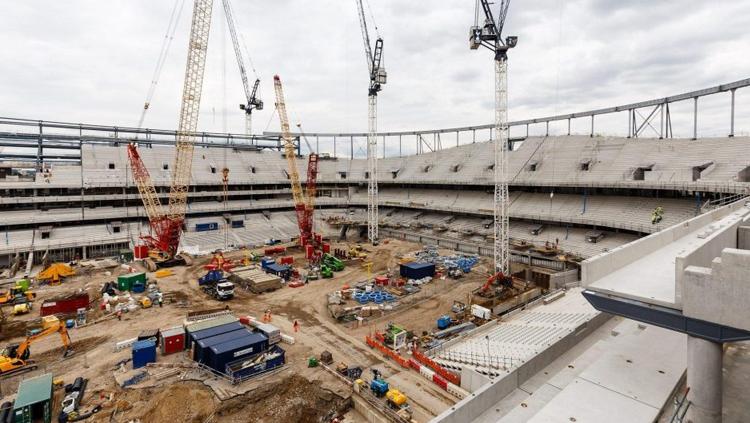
[683,248,750,332]
[674,212,748,304]
[582,200,747,288]
[431,312,610,423]
[549,269,579,290]
[461,367,491,392]
[738,226,750,249]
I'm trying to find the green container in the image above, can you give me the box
[13,373,53,423]
[117,272,146,291]
[119,249,134,262]
[15,279,30,292]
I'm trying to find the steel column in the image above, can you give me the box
[730,89,736,137]
[693,97,698,140]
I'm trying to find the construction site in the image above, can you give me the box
[1,1,750,422]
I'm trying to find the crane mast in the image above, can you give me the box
[298,124,320,241]
[470,0,517,275]
[356,0,386,245]
[222,0,263,136]
[128,0,214,263]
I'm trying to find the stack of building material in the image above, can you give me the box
[248,321,281,345]
[229,266,282,293]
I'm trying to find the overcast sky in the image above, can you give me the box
[1,0,749,155]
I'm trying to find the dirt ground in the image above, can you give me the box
[0,238,487,422]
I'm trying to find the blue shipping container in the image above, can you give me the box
[195,222,219,232]
[400,262,436,280]
[132,340,156,369]
[226,345,285,382]
[264,263,291,279]
[193,328,254,363]
[187,321,245,348]
[231,220,244,228]
[207,332,268,373]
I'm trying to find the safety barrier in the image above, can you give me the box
[364,336,410,368]
[409,357,468,399]
[412,348,461,386]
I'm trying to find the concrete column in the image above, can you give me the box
[686,335,723,423]
[82,246,87,260]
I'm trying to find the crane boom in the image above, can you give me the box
[356,0,373,72]
[222,0,262,135]
[168,0,213,221]
[273,76,309,244]
[127,0,214,261]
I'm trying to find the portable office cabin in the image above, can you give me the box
[400,262,435,280]
[206,332,268,373]
[183,315,238,349]
[160,327,185,355]
[193,328,254,363]
[12,373,53,423]
[188,321,245,350]
[132,340,157,369]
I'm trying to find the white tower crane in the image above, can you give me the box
[470,0,517,274]
[222,0,262,136]
[355,0,387,245]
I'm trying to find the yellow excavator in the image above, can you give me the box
[0,316,73,377]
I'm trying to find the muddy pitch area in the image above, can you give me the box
[94,374,350,423]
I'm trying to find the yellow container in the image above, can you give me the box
[42,315,60,329]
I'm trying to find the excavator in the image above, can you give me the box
[0,316,73,377]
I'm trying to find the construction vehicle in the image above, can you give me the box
[479,271,513,297]
[385,388,409,410]
[320,265,333,279]
[0,286,35,306]
[451,300,467,317]
[127,0,212,272]
[11,302,32,316]
[370,369,389,397]
[437,315,459,330]
[198,270,235,300]
[322,254,344,272]
[0,316,73,376]
[349,244,368,259]
[139,297,153,308]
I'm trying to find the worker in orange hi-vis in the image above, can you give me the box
[293,320,300,333]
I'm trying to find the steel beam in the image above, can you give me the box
[582,290,750,343]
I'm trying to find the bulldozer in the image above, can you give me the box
[0,286,36,306]
[0,316,73,377]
